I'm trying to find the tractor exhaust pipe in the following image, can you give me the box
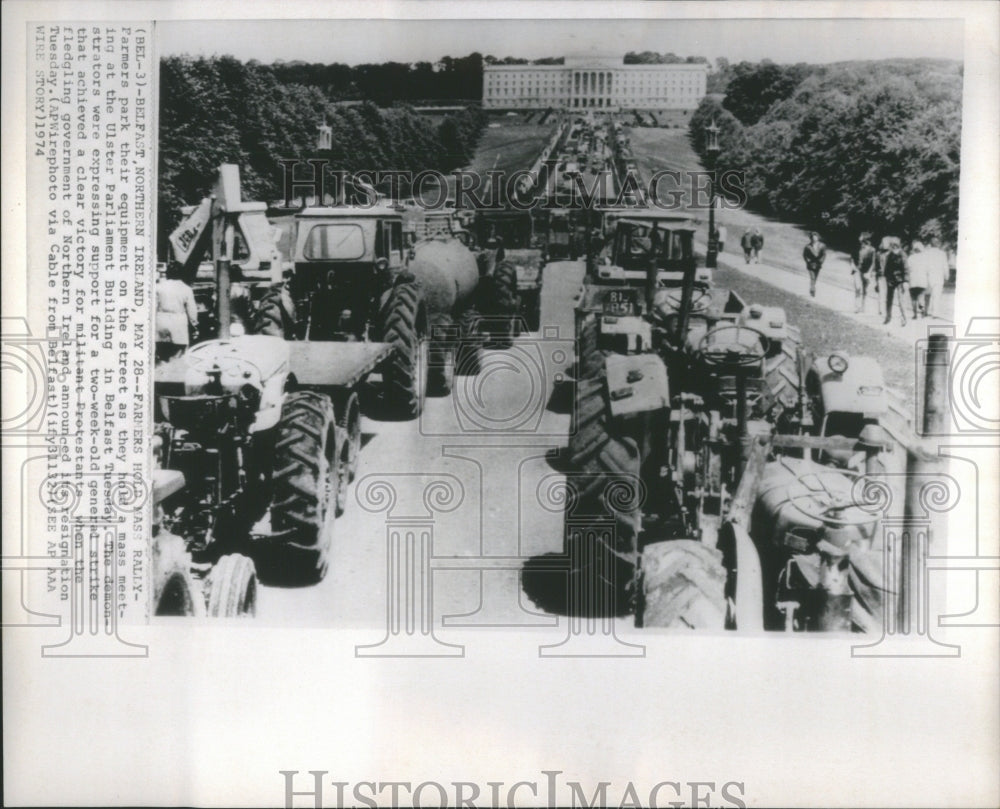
[645,225,660,314]
[675,253,699,345]
[216,257,232,340]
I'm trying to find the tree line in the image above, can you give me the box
[158,55,487,256]
[689,59,962,247]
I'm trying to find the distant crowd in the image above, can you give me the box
[712,224,951,327]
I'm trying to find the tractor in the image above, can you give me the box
[557,215,892,632]
[254,202,518,412]
[154,333,391,586]
[152,465,257,617]
[155,166,396,589]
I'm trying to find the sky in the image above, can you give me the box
[156,17,964,67]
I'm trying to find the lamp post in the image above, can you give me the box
[705,119,721,269]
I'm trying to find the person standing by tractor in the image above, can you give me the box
[155,262,198,363]
[882,238,910,326]
[740,228,754,264]
[802,231,827,298]
[750,227,764,263]
[874,233,898,316]
[850,231,877,313]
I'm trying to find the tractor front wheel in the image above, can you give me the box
[267,391,338,584]
[205,553,258,617]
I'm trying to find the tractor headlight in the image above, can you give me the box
[828,352,849,375]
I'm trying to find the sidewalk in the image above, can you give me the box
[705,240,954,346]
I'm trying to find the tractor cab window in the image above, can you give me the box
[668,231,693,262]
[822,411,868,440]
[303,224,366,261]
[615,223,686,268]
[388,221,403,258]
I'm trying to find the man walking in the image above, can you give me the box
[802,231,827,298]
[881,238,909,326]
[850,231,877,313]
[750,227,764,263]
[716,224,727,254]
[740,228,753,264]
[875,233,901,315]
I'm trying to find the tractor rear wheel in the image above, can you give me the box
[640,540,727,629]
[428,319,455,397]
[268,391,338,583]
[575,313,606,380]
[379,281,428,419]
[253,285,293,338]
[761,326,803,418]
[481,261,520,349]
[455,306,483,376]
[154,564,203,617]
[205,553,258,617]
[566,373,643,552]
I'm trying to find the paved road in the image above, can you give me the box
[256,263,586,630]
[255,125,928,630]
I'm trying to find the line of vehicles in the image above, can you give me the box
[153,165,524,615]
[154,114,903,632]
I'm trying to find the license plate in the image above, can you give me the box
[603,289,640,316]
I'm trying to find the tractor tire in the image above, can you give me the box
[566,373,643,550]
[455,306,483,377]
[481,260,520,349]
[337,391,362,482]
[205,553,258,617]
[253,284,292,338]
[575,314,606,380]
[428,319,455,397]
[640,540,727,629]
[761,326,803,417]
[379,281,428,419]
[154,563,203,617]
[268,391,338,583]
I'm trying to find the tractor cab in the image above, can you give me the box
[597,213,710,288]
[805,352,889,467]
[541,209,581,262]
[289,205,408,339]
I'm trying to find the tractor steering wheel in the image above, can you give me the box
[784,467,879,528]
[697,325,769,368]
[655,286,711,316]
[185,341,263,382]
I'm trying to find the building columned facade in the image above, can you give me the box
[482,55,708,111]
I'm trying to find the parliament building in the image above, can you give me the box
[482,55,708,111]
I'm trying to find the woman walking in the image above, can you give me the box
[802,231,827,298]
